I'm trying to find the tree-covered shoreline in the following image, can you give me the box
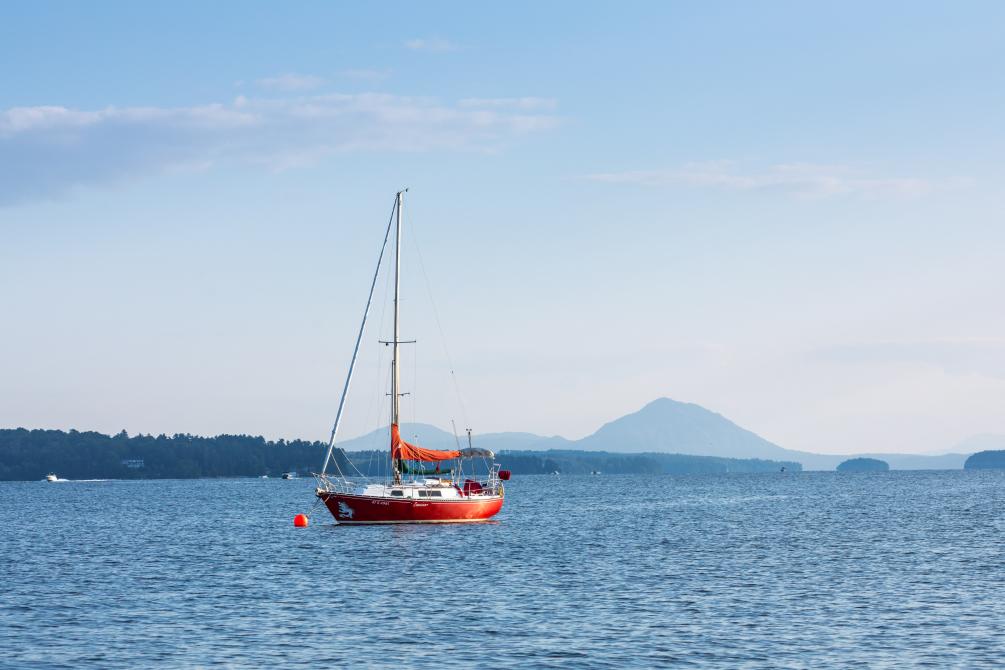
[0,428,801,481]
[0,428,337,481]
[963,450,1005,470]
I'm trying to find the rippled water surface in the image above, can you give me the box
[2,471,1004,668]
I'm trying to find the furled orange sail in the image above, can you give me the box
[391,423,461,462]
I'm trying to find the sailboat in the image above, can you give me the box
[314,190,507,524]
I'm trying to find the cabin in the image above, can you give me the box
[355,480,491,499]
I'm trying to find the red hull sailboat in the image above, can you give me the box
[314,190,506,524]
[319,485,504,524]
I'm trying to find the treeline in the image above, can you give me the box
[497,450,801,475]
[0,428,341,481]
[964,450,1005,470]
[0,428,800,481]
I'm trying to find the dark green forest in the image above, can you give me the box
[0,428,340,480]
[963,450,1005,470]
[0,428,800,481]
[498,450,801,475]
[836,457,890,472]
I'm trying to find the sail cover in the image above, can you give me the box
[391,424,461,462]
[459,447,495,459]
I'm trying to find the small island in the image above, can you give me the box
[836,457,889,472]
[964,450,1005,470]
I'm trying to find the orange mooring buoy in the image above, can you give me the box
[293,513,309,527]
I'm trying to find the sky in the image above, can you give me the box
[2,1,1004,455]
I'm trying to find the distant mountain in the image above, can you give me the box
[4,395,973,480]
[575,398,794,460]
[336,400,802,466]
[473,432,574,452]
[333,397,972,471]
[338,423,458,452]
[336,423,572,453]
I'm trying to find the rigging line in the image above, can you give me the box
[351,281,393,484]
[330,445,348,480]
[412,332,418,428]
[382,359,393,476]
[356,256,394,472]
[337,362,388,476]
[338,199,396,483]
[367,362,392,483]
[344,447,365,479]
[331,302,392,482]
[362,369,389,479]
[407,217,470,428]
[303,496,324,520]
[334,446,362,480]
[320,198,398,476]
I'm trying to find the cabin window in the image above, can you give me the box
[417,490,442,497]
[390,490,404,496]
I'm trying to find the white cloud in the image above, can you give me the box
[403,38,456,52]
[255,73,326,91]
[459,97,558,111]
[0,103,258,136]
[587,161,941,198]
[0,92,559,206]
[339,68,391,81]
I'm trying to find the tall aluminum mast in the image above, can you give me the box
[391,189,404,484]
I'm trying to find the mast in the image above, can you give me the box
[391,189,404,484]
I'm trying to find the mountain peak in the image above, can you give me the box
[333,398,971,470]
[640,397,714,414]
[576,397,790,460]
[645,396,686,406]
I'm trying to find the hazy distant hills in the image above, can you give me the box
[0,396,977,479]
[575,398,792,460]
[340,398,970,470]
[339,399,789,458]
[337,423,573,453]
[790,450,967,471]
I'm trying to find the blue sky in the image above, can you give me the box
[2,2,1004,454]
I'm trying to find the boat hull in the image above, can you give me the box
[318,491,503,524]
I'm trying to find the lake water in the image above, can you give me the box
[2,471,1004,668]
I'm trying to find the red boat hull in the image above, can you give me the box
[318,491,503,524]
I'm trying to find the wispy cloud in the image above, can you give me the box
[460,97,558,111]
[403,38,456,52]
[587,161,942,198]
[255,73,326,91]
[0,92,559,206]
[339,68,391,81]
